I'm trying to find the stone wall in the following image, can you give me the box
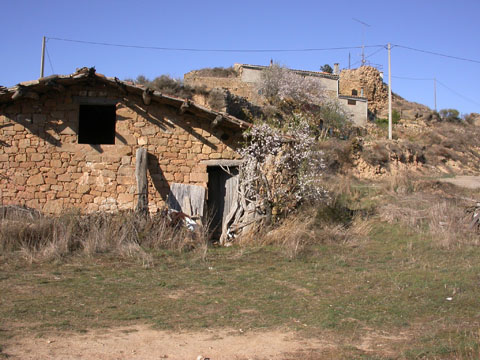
[185,65,370,125]
[339,66,388,116]
[184,72,264,105]
[0,83,242,214]
[184,65,339,105]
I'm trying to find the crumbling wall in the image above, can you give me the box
[339,66,388,116]
[0,85,241,214]
[339,66,431,120]
[184,72,264,105]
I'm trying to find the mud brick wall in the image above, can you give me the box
[0,83,242,214]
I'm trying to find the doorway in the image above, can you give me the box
[207,166,239,238]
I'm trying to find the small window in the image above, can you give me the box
[351,89,358,96]
[78,104,116,144]
[348,99,356,105]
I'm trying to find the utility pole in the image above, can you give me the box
[40,36,46,78]
[434,77,437,111]
[388,43,392,140]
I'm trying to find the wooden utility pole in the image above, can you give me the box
[434,77,437,111]
[135,147,148,214]
[388,43,392,140]
[40,36,46,78]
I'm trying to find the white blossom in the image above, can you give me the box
[239,116,327,215]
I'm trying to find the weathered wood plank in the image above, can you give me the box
[168,183,205,217]
[135,147,148,214]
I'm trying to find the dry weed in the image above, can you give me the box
[261,215,316,258]
[0,210,210,264]
[382,171,417,194]
[379,193,479,248]
[253,205,373,258]
[427,201,478,248]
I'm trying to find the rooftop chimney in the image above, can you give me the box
[333,63,339,75]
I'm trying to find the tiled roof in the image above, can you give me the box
[239,64,339,80]
[0,67,251,130]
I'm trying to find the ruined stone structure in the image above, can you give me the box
[185,63,368,126]
[339,66,388,116]
[339,66,431,120]
[0,68,249,216]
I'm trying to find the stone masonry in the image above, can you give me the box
[0,75,243,214]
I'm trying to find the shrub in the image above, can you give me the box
[375,110,400,127]
[126,74,207,99]
[207,88,226,110]
[392,109,401,123]
[320,64,333,74]
[439,108,461,123]
[194,67,237,78]
[318,99,352,136]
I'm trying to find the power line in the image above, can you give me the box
[45,41,55,74]
[436,79,480,107]
[392,75,433,81]
[47,36,385,53]
[350,47,385,67]
[393,44,480,64]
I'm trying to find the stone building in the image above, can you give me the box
[0,68,249,225]
[184,63,368,126]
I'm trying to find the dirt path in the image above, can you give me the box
[437,175,480,189]
[3,325,333,360]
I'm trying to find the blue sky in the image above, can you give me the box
[2,0,479,114]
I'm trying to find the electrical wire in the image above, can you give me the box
[392,75,433,81]
[45,42,55,75]
[47,37,385,53]
[350,47,386,67]
[436,79,480,107]
[392,44,480,64]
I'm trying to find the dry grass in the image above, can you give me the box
[260,213,316,258]
[378,181,479,248]
[3,175,480,358]
[0,210,210,264]
[251,197,373,259]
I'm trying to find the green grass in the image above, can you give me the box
[1,220,480,358]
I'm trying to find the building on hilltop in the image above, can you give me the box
[0,67,249,233]
[184,63,368,126]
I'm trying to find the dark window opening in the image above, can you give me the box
[348,99,357,105]
[78,104,116,144]
[351,89,358,96]
[220,133,230,141]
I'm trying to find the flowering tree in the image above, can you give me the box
[220,117,327,244]
[259,64,327,105]
[219,65,350,243]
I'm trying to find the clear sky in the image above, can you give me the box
[2,0,479,115]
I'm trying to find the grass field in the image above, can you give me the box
[1,178,480,359]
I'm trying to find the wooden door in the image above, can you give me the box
[207,166,238,237]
